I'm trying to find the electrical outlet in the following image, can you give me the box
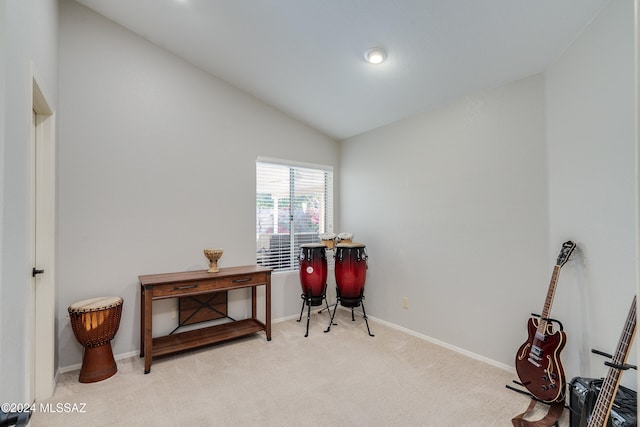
[402,297,409,309]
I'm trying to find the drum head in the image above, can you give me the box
[336,242,366,248]
[69,296,123,313]
[319,233,336,240]
[300,243,326,248]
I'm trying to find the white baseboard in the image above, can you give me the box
[58,350,140,374]
[365,313,516,374]
[58,311,514,376]
[273,313,300,323]
[284,304,515,373]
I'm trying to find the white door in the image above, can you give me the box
[31,73,56,401]
[29,109,37,403]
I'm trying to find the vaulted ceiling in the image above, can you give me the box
[74,0,610,140]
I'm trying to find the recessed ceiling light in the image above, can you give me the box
[364,48,387,64]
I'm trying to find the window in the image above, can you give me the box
[256,159,333,272]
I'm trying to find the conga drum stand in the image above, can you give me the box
[324,288,374,337]
[297,286,332,337]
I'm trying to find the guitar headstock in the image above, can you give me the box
[556,241,576,267]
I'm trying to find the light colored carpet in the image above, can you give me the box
[30,309,570,426]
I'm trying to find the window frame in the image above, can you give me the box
[256,157,334,273]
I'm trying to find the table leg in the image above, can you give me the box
[266,277,271,341]
[140,285,144,357]
[251,286,257,320]
[143,286,153,374]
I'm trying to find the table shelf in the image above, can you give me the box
[152,318,267,357]
[140,265,271,373]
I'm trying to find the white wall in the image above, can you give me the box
[47,0,640,393]
[637,0,640,396]
[57,0,339,369]
[546,0,637,389]
[1,0,58,404]
[0,0,6,402]
[340,0,637,389]
[341,74,549,369]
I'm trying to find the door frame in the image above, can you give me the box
[30,63,56,400]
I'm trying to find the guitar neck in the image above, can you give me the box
[587,296,637,427]
[536,265,561,335]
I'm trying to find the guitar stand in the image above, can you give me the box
[591,348,638,371]
[506,382,566,427]
[531,313,564,331]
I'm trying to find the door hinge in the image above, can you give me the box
[32,267,44,277]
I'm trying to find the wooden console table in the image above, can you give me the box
[139,265,271,373]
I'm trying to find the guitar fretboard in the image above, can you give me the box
[536,265,561,336]
[587,295,637,427]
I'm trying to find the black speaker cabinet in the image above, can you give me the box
[569,377,637,427]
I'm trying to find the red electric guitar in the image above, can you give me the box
[515,240,576,403]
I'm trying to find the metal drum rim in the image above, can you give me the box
[68,296,124,313]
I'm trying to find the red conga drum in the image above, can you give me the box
[299,243,328,306]
[325,242,374,336]
[334,242,367,306]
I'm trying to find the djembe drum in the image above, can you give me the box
[325,243,374,336]
[319,233,337,250]
[68,296,123,383]
[336,232,354,245]
[297,243,330,337]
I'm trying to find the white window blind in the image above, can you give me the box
[256,159,333,272]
